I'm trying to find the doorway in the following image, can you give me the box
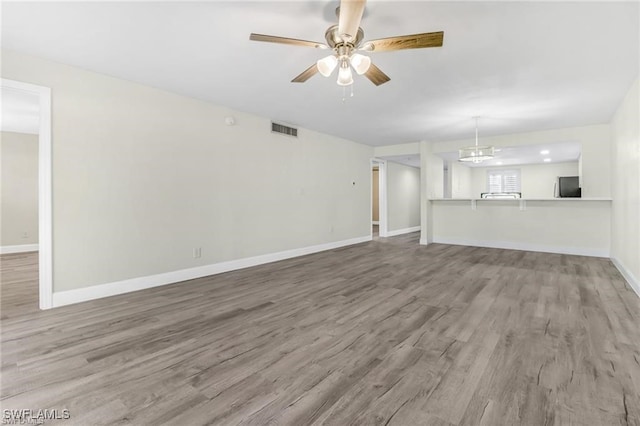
[371,159,387,238]
[1,78,53,309]
[372,166,379,236]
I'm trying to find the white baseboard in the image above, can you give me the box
[52,235,372,308]
[386,226,421,237]
[372,221,380,225]
[611,257,640,299]
[0,244,39,254]
[419,238,428,246]
[431,237,609,258]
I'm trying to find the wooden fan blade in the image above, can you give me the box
[364,63,390,86]
[365,31,444,52]
[249,33,327,49]
[338,0,366,43]
[292,63,319,83]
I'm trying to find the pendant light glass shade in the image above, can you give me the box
[350,53,371,75]
[337,61,354,86]
[317,55,338,77]
[458,117,494,163]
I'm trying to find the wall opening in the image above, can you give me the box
[1,78,53,309]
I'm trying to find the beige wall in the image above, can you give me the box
[450,161,472,198]
[431,200,611,257]
[1,131,39,247]
[426,152,444,200]
[469,161,579,199]
[2,49,373,292]
[386,161,420,231]
[610,77,639,292]
[373,142,419,158]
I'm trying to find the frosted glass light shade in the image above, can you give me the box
[458,146,494,163]
[350,53,371,75]
[317,55,338,77]
[337,63,354,86]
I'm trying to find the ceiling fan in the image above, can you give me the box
[249,0,444,87]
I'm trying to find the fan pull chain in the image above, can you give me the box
[341,85,355,103]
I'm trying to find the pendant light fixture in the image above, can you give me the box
[458,117,494,163]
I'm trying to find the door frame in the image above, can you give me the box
[2,78,53,309]
[371,158,388,237]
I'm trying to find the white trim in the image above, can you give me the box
[611,257,640,299]
[1,79,53,310]
[372,221,380,225]
[386,226,421,237]
[0,244,39,254]
[419,238,429,246]
[429,197,612,202]
[431,236,609,258]
[52,235,372,307]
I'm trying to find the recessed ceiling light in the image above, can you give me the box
[496,161,503,165]
[544,158,551,162]
[494,148,502,152]
[540,150,550,155]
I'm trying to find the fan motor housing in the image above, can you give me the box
[325,25,365,50]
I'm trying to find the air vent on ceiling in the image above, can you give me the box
[271,122,298,137]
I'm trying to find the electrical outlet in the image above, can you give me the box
[193,248,202,259]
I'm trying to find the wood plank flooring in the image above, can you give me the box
[2,234,640,425]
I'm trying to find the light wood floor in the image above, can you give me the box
[2,234,640,425]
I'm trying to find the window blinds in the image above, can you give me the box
[487,169,521,193]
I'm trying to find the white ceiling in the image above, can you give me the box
[1,1,638,146]
[0,87,40,134]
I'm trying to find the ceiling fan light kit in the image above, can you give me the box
[317,55,338,77]
[349,53,371,75]
[249,0,444,89]
[337,60,354,86]
[458,117,495,164]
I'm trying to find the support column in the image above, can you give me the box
[419,141,431,245]
[419,141,444,245]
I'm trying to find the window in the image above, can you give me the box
[487,169,521,193]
